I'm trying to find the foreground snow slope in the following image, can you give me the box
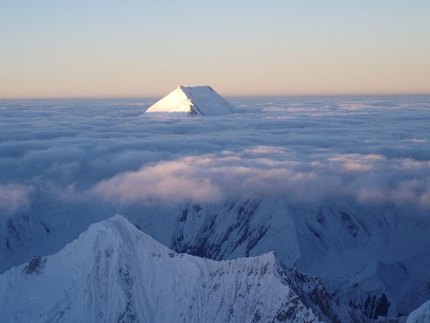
[0,215,366,323]
[1,196,428,319]
[145,85,236,116]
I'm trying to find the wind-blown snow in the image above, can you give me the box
[145,86,236,116]
[0,215,365,323]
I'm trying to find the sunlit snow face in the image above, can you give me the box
[1,96,430,216]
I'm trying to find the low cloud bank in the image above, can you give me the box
[90,150,430,209]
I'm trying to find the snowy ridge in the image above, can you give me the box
[406,300,430,323]
[1,196,427,320]
[337,252,430,318]
[0,215,366,323]
[145,86,236,116]
[160,198,428,319]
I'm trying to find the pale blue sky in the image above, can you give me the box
[1,1,429,98]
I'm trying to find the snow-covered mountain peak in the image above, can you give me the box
[0,215,367,323]
[80,213,170,254]
[145,85,236,116]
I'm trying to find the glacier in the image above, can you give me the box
[0,215,366,323]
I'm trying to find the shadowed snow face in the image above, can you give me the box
[1,96,430,216]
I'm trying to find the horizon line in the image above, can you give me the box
[2,92,430,101]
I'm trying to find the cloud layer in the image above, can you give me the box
[1,96,430,217]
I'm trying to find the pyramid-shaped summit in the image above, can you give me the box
[145,86,236,116]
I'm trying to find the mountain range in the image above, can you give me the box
[0,215,366,323]
[1,196,429,321]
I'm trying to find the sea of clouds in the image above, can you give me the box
[1,96,430,218]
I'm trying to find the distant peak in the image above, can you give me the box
[145,85,236,117]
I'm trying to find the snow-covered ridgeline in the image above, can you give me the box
[406,300,430,323]
[0,215,367,323]
[1,195,429,319]
[163,197,430,319]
